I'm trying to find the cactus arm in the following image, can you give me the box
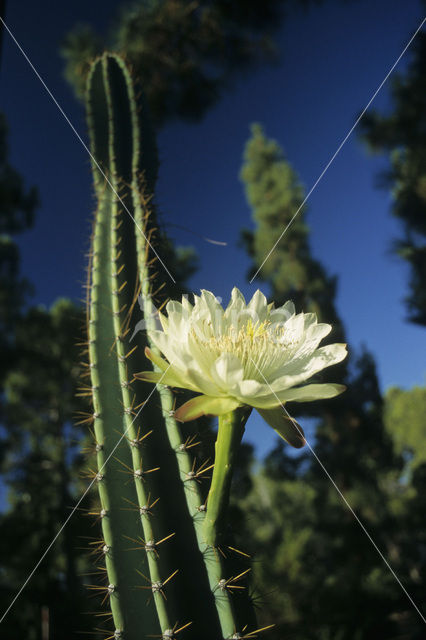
[88,183,158,638]
[101,54,177,634]
[110,202,174,633]
[133,187,247,637]
[89,189,124,632]
[113,50,245,638]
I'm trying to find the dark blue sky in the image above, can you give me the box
[1,0,425,456]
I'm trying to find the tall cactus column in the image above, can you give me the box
[85,52,256,640]
[88,186,158,636]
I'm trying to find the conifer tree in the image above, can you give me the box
[361,30,426,326]
[239,125,410,639]
[0,115,97,638]
[61,0,348,127]
[0,113,37,389]
[0,301,96,639]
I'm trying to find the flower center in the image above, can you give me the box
[193,319,298,381]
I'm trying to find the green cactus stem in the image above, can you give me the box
[85,51,257,639]
[88,185,158,637]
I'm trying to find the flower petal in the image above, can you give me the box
[145,346,169,371]
[247,289,268,322]
[149,330,192,370]
[200,289,224,330]
[269,300,295,324]
[210,353,244,391]
[158,312,169,332]
[275,383,346,403]
[257,407,306,448]
[225,287,246,322]
[186,367,222,396]
[134,369,184,388]
[174,395,241,422]
[272,343,348,385]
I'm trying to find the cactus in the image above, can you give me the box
[84,53,256,640]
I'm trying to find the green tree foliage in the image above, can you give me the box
[0,114,96,637]
[61,0,335,126]
[240,123,344,336]
[381,386,426,639]
[238,125,418,639]
[384,385,426,471]
[61,0,282,123]
[0,300,95,639]
[361,32,426,325]
[0,113,37,385]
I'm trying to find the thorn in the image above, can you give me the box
[117,280,127,293]
[125,345,138,359]
[178,433,201,452]
[115,456,160,481]
[216,568,251,593]
[123,425,152,448]
[151,282,166,297]
[111,263,125,277]
[228,545,251,559]
[184,458,214,483]
[87,582,116,606]
[135,569,179,602]
[124,532,175,557]
[122,493,159,517]
[147,621,193,639]
[232,624,276,638]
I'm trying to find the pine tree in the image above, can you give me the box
[361,30,426,326]
[239,125,410,639]
[61,0,350,127]
[0,113,37,388]
[0,116,95,638]
[384,385,426,472]
[0,301,96,639]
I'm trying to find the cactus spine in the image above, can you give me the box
[85,53,255,639]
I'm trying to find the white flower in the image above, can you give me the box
[136,288,347,448]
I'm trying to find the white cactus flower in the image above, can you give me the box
[136,288,347,448]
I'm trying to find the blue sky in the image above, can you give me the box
[1,0,425,457]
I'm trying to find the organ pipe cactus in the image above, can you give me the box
[84,52,348,640]
[84,53,258,640]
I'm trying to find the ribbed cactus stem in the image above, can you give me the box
[101,54,177,633]
[88,185,157,638]
[85,51,257,639]
[125,42,252,628]
[89,193,123,631]
[110,206,174,631]
[134,186,246,638]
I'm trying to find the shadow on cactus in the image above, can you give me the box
[83,52,346,640]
